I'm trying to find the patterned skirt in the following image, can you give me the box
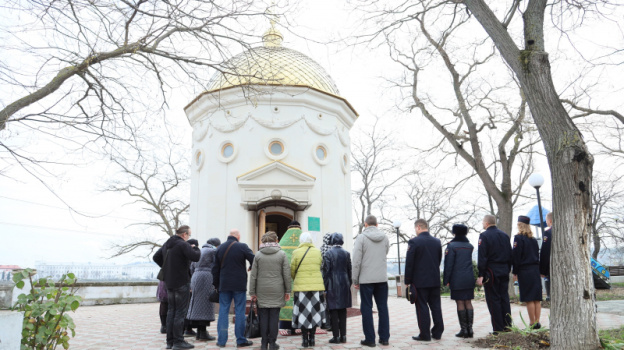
[292,291,326,329]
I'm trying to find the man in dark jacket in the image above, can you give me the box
[154,225,201,350]
[212,229,255,348]
[405,219,444,341]
[477,215,513,334]
[540,212,553,301]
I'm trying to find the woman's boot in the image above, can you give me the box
[301,329,309,348]
[455,310,468,338]
[466,309,474,338]
[309,327,316,346]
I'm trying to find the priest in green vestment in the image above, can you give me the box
[278,221,302,333]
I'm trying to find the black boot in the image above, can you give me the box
[328,337,340,344]
[301,329,309,348]
[455,310,468,338]
[466,309,474,338]
[339,336,347,343]
[309,327,315,347]
[196,326,216,341]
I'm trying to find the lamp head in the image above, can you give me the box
[393,220,402,229]
[529,173,545,188]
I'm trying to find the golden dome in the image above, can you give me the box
[206,26,340,96]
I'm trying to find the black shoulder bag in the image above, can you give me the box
[294,247,312,277]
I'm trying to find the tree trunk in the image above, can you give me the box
[520,52,598,349]
[464,0,600,348]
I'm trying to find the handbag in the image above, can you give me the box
[244,299,261,339]
[209,241,237,303]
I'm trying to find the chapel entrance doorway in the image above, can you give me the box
[257,209,294,249]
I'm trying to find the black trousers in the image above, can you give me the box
[159,301,168,326]
[329,309,347,338]
[484,275,512,332]
[414,287,444,340]
[166,284,191,345]
[259,308,280,346]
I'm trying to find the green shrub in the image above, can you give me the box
[12,268,82,350]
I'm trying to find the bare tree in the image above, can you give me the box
[590,173,624,259]
[104,146,189,258]
[402,173,481,246]
[0,0,275,171]
[351,0,624,346]
[351,119,414,234]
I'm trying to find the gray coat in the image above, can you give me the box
[352,225,390,285]
[187,243,217,322]
[249,245,292,308]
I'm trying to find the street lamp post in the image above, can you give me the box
[529,173,546,240]
[393,221,402,276]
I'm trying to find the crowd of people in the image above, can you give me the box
[153,212,553,349]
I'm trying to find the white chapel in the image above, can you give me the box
[184,22,358,251]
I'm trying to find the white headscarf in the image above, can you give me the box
[299,231,314,245]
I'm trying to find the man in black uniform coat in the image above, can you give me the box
[476,215,513,334]
[154,225,201,350]
[405,219,444,341]
[540,212,553,301]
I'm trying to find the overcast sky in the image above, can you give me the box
[5,0,606,268]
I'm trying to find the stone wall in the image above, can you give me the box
[10,280,159,307]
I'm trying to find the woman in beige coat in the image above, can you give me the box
[249,232,292,350]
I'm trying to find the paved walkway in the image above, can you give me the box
[70,297,624,349]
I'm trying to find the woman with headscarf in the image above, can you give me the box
[513,216,542,329]
[291,232,325,348]
[186,237,221,341]
[278,221,302,334]
[443,224,475,338]
[322,232,352,344]
[249,231,292,350]
[320,233,333,259]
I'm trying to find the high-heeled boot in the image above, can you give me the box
[455,310,468,338]
[466,309,474,338]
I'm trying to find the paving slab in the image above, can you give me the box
[69,296,624,349]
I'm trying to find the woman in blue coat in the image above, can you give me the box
[513,216,542,329]
[321,233,352,344]
[443,224,475,338]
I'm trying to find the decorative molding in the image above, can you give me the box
[193,113,350,144]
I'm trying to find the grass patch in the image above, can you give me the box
[472,313,550,349]
[600,326,624,350]
[612,282,624,288]
[596,285,624,301]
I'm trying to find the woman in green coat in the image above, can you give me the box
[291,232,325,348]
[249,232,291,350]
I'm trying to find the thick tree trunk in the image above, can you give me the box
[464,0,600,348]
[519,52,598,349]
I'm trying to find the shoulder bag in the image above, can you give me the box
[208,241,237,303]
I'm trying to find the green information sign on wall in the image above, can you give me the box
[308,217,320,231]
